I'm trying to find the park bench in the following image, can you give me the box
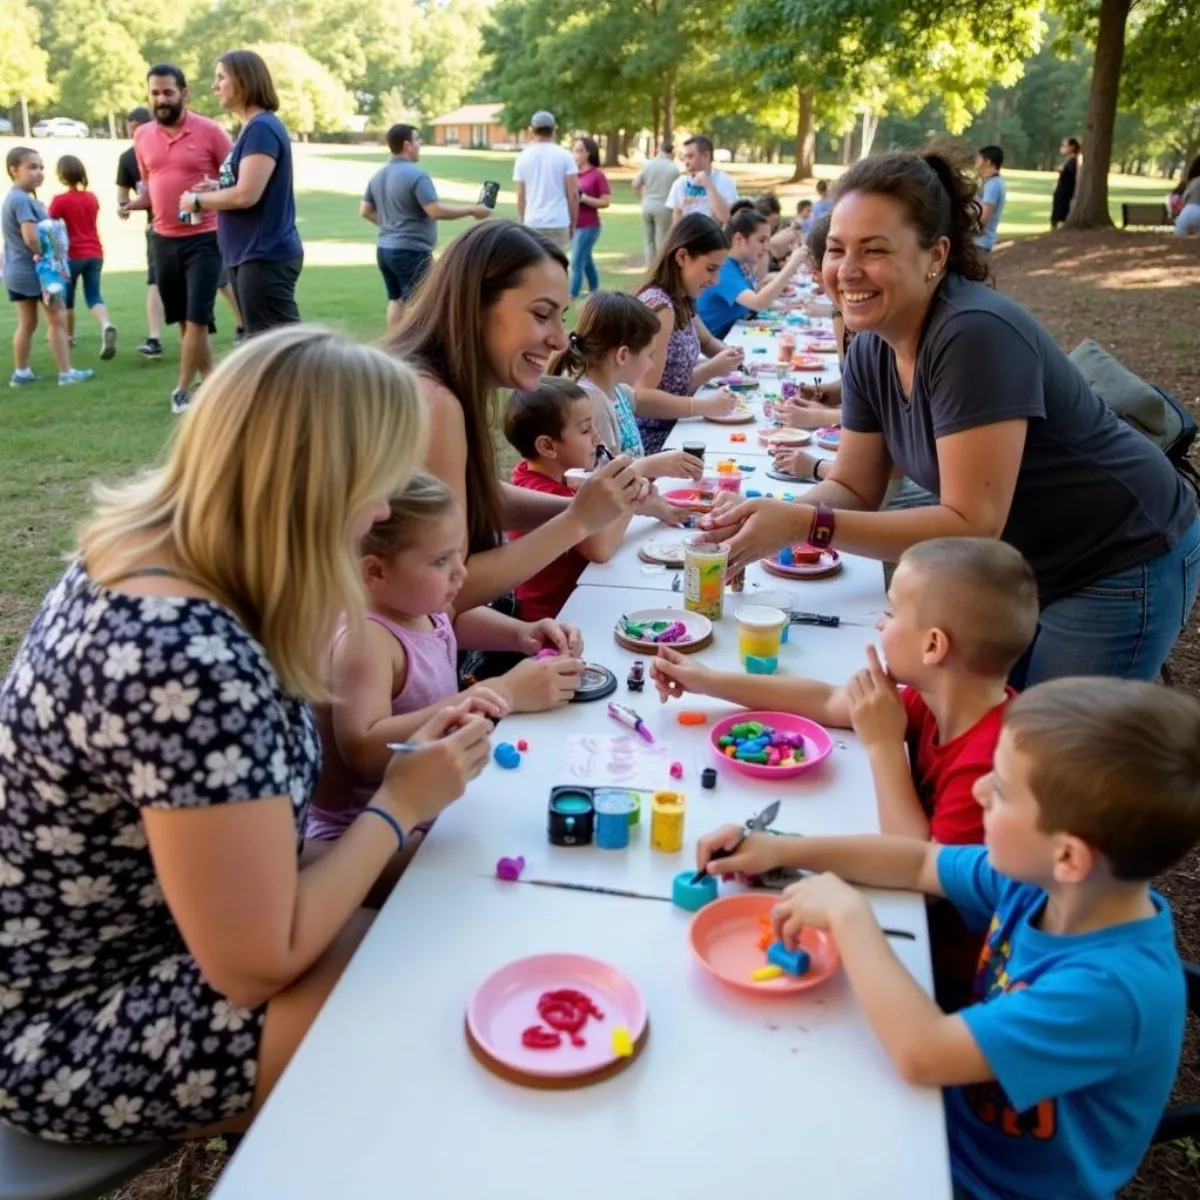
[1121,201,1172,229]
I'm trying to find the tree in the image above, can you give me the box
[0,0,53,130]
[247,43,354,135]
[56,20,147,136]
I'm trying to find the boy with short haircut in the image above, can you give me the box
[505,378,660,620]
[696,677,1200,1200]
[653,537,1038,1004]
[975,144,1007,252]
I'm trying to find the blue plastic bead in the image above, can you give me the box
[493,743,521,769]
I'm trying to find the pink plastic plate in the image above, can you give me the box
[690,893,840,995]
[662,488,715,512]
[709,710,834,780]
[764,547,843,579]
[466,953,648,1079]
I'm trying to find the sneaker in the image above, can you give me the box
[9,369,40,388]
[58,369,94,386]
[101,325,118,360]
[170,387,192,415]
[138,337,163,359]
[68,336,77,349]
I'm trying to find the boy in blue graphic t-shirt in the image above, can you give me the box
[695,676,1200,1200]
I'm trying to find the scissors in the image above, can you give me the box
[690,798,780,884]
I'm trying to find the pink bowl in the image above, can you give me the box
[466,953,647,1079]
[709,710,834,780]
[689,893,840,995]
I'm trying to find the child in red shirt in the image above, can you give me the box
[652,536,1040,1009]
[48,156,116,359]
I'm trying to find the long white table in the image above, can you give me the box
[212,314,950,1200]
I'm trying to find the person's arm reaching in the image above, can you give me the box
[515,180,527,224]
[188,154,275,211]
[566,174,580,235]
[651,645,852,727]
[424,200,490,221]
[734,246,806,312]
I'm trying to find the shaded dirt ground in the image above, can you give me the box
[109,229,1200,1198]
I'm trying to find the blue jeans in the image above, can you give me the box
[65,258,103,310]
[570,226,601,297]
[1016,517,1200,687]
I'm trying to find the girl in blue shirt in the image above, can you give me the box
[696,201,806,339]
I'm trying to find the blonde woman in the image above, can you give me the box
[0,326,493,1144]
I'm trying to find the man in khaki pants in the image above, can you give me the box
[632,140,679,264]
[513,111,578,253]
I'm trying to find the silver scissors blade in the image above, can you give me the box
[746,799,781,833]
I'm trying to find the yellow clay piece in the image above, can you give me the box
[611,1026,634,1057]
[751,965,785,982]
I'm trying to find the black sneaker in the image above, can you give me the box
[234,326,247,344]
[101,325,118,360]
[170,387,191,416]
[138,337,163,359]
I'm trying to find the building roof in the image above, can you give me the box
[430,102,505,127]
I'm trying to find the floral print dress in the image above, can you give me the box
[636,285,701,455]
[0,562,318,1143]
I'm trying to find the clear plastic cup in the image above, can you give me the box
[684,536,728,620]
[737,606,788,674]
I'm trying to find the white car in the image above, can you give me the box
[0,118,13,135]
[31,118,90,138]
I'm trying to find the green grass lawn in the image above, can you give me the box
[0,137,1176,668]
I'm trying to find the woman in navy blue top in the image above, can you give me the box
[179,50,303,334]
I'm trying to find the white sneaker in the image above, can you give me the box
[58,369,94,386]
[170,387,191,415]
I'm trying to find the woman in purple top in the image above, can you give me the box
[634,213,745,453]
[571,137,610,299]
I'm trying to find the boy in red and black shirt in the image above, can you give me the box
[651,537,1039,1010]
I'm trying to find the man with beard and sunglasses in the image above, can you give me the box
[124,64,231,415]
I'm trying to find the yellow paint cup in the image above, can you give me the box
[737,606,788,675]
[650,791,686,853]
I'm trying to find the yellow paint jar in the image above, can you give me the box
[650,791,686,853]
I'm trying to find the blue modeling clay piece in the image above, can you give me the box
[745,489,762,499]
[778,547,795,566]
[739,464,756,473]
[767,941,810,976]
[493,742,521,769]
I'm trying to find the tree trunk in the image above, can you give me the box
[859,109,879,159]
[789,86,815,182]
[604,129,621,166]
[108,111,116,139]
[662,75,676,144]
[1065,0,1131,230]
[20,96,30,137]
[651,96,660,150]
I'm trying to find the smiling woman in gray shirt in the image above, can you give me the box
[705,151,1200,687]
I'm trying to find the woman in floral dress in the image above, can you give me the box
[0,326,493,1142]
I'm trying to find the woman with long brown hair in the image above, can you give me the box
[389,220,641,614]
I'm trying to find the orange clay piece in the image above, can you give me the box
[677,711,708,726]
[730,433,747,443]
[758,934,772,951]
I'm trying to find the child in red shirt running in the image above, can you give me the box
[652,537,1039,1008]
[504,377,677,621]
[48,156,116,359]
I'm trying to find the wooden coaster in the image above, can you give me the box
[704,411,756,425]
[614,627,713,655]
[638,540,686,568]
[762,552,843,581]
[465,1017,649,1090]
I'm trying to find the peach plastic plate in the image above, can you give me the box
[709,710,834,780]
[466,953,647,1078]
[689,893,840,995]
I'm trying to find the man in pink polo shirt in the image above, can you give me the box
[126,64,231,415]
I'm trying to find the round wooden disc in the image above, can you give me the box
[704,411,757,425]
[614,627,713,655]
[638,542,686,568]
[465,1016,649,1090]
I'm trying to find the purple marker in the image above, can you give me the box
[607,702,655,744]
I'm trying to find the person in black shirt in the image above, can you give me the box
[115,107,165,357]
[1051,137,1080,229]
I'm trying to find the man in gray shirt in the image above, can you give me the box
[361,123,491,328]
[632,140,680,264]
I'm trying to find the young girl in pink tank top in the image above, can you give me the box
[307,473,586,846]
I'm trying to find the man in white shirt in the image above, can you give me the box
[667,134,738,225]
[513,111,579,252]
[631,139,681,263]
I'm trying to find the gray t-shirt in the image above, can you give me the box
[841,273,1195,604]
[2,188,47,296]
[633,155,680,211]
[364,158,438,252]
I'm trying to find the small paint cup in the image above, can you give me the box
[684,536,728,621]
[745,589,794,643]
[737,606,788,675]
[777,330,796,363]
[672,870,718,912]
[682,441,706,463]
